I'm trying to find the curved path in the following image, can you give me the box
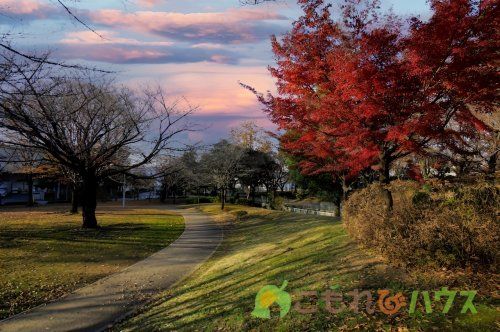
[0,207,222,332]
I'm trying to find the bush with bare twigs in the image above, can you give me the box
[343,180,499,271]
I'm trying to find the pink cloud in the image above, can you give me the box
[210,54,232,64]
[136,0,161,8]
[60,30,173,46]
[56,32,239,64]
[58,45,168,63]
[191,43,225,49]
[89,8,287,43]
[123,62,275,115]
[0,0,55,17]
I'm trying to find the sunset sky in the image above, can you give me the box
[1,0,430,143]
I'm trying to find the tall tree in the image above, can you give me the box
[0,58,195,228]
[247,0,498,208]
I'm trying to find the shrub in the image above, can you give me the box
[342,180,499,271]
[270,196,285,210]
[185,196,218,204]
[233,210,248,220]
[412,191,431,206]
[236,198,250,206]
[201,196,218,203]
[279,191,297,199]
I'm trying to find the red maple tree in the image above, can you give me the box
[247,0,498,201]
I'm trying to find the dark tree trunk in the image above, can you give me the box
[335,198,341,217]
[250,185,256,203]
[70,186,79,214]
[379,157,391,184]
[487,151,498,175]
[81,174,98,228]
[379,156,393,210]
[221,188,225,210]
[27,173,34,207]
[159,185,167,203]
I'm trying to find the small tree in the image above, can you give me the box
[230,121,274,153]
[201,140,243,210]
[265,151,289,194]
[158,150,199,203]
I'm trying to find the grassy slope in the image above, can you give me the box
[119,204,497,332]
[0,203,184,319]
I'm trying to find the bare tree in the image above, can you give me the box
[230,121,274,153]
[158,149,200,203]
[268,151,289,194]
[200,140,243,210]
[0,57,195,228]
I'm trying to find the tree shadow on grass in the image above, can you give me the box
[0,213,185,319]
[120,211,398,331]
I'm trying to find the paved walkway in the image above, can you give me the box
[0,208,222,332]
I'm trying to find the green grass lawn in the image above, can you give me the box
[0,203,184,319]
[117,204,498,331]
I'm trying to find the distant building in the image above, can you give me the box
[0,148,70,205]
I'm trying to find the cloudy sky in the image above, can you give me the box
[0,0,430,144]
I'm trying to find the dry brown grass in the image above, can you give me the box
[342,180,499,273]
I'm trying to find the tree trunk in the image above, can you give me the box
[250,185,256,203]
[341,176,349,201]
[335,198,341,217]
[334,177,348,217]
[487,151,498,175]
[70,186,79,214]
[70,185,80,214]
[221,188,225,210]
[159,184,167,203]
[81,174,98,228]
[379,156,393,210]
[27,173,34,207]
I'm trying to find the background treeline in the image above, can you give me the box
[156,121,290,210]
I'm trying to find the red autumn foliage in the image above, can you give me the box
[247,0,498,184]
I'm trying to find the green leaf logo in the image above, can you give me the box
[251,281,291,319]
